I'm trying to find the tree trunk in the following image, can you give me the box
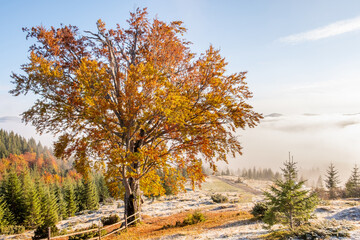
[289,208,293,229]
[124,177,141,225]
[123,133,144,225]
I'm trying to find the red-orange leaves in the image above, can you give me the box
[12,8,262,201]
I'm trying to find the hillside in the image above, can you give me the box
[0,129,110,239]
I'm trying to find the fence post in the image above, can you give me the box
[125,212,128,228]
[48,227,51,240]
[98,220,101,240]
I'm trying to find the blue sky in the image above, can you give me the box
[2,0,360,115]
[1,1,360,176]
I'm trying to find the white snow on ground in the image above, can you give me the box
[56,201,124,231]
[2,176,360,239]
[141,191,213,217]
[156,221,267,240]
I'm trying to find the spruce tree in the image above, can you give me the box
[23,182,43,228]
[263,157,318,229]
[2,169,26,225]
[34,188,59,239]
[75,180,85,211]
[64,182,77,217]
[0,196,12,227]
[96,174,110,203]
[316,175,324,189]
[325,163,340,199]
[53,183,67,221]
[21,170,43,229]
[41,188,59,226]
[83,177,99,210]
[345,164,360,198]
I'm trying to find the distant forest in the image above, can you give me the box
[206,166,282,181]
[0,129,51,159]
[0,129,110,238]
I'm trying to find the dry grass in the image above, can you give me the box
[110,210,253,240]
[202,177,244,193]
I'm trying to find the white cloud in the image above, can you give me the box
[261,114,360,132]
[279,16,360,43]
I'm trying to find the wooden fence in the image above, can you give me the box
[41,212,141,240]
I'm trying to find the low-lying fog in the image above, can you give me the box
[1,113,360,184]
[230,113,360,184]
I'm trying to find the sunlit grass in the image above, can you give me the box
[113,210,253,240]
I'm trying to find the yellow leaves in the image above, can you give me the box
[28,51,63,80]
[186,159,205,190]
[140,169,165,198]
[12,9,262,201]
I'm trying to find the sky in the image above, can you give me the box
[1,0,360,181]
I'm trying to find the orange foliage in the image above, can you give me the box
[11,8,262,211]
[0,154,29,177]
[0,151,79,183]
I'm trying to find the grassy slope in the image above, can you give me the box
[201,176,256,203]
[111,176,260,239]
[113,210,253,240]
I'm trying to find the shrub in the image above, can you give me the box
[183,211,206,225]
[0,225,26,235]
[162,211,206,229]
[101,214,120,226]
[211,193,228,203]
[251,202,268,219]
[235,177,243,183]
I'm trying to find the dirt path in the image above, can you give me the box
[213,176,263,196]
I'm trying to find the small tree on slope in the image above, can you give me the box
[345,164,360,198]
[325,163,340,199]
[263,156,318,229]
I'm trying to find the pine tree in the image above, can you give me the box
[0,196,12,227]
[96,174,110,203]
[41,188,59,226]
[75,180,85,211]
[23,182,43,228]
[325,163,340,199]
[263,156,318,229]
[20,170,43,229]
[53,183,67,221]
[64,182,77,217]
[83,177,99,210]
[316,175,324,189]
[2,169,26,224]
[345,164,360,198]
[34,187,59,239]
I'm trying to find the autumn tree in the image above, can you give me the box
[11,8,261,221]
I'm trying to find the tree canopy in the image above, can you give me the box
[11,8,261,219]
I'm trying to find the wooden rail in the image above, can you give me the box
[41,212,141,240]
